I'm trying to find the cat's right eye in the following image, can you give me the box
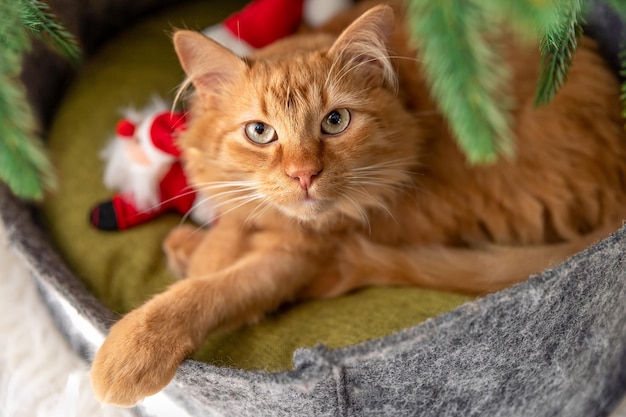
[244,122,277,145]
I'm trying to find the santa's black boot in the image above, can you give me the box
[90,201,119,231]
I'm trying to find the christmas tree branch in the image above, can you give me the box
[534,0,584,106]
[19,0,82,67]
[0,0,53,200]
[407,0,515,163]
[0,0,81,200]
[406,0,609,163]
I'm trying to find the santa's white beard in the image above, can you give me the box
[100,139,170,212]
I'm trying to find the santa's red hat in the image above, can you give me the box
[203,0,305,56]
[116,111,187,159]
[150,112,187,157]
[223,0,304,49]
[202,0,353,56]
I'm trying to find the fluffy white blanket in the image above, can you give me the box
[0,222,132,417]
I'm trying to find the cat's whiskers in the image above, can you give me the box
[137,187,199,217]
[179,180,261,226]
[340,192,372,233]
[350,170,412,186]
[203,190,259,211]
[243,196,275,226]
[344,184,397,224]
[190,182,258,207]
[351,157,416,171]
[179,192,215,226]
[351,176,415,203]
[351,157,417,182]
[196,187,257,201]
[172,77,194,110]
[192,180,258,190]
[182,191,265,230]
[211,192,267,219]
[350,161,415,188]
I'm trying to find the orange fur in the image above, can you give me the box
[91,3,626,406]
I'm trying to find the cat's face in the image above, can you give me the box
[176,6,422,227]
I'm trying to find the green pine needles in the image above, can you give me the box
[534,0,584,106]
[19,0,82,66]
[407,1,515,163]
[0,0,80,201]
[407,0,626,164]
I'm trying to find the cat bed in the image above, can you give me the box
[2,0,626,416]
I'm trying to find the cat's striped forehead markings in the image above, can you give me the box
[255,66,328,118]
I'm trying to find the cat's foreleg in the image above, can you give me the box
[90,246,319,407]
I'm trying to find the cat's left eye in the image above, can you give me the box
[321,109,351,135]
[244,122,277,145]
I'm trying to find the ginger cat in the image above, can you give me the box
[91,2,626,406]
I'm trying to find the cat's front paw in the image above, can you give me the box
[90,309,192,407]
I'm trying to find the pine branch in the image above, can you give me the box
[534,0,584,106]
[18,0,82,66]
[0,89,56,201]
[0,0,56,200]
[0,0,80,200]
[407,0,513,163]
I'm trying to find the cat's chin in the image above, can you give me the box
[277,198,336,224]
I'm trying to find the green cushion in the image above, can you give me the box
[41,0,471,372]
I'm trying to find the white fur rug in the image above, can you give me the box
[1,218,625,417]
[0,221,133,417]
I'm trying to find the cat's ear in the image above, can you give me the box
[173,30,247,103]
[328,5,396,90]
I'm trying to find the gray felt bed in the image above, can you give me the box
[3,0,626,416]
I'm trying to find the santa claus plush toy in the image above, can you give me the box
[89,98,208,230]
[90,0,351,231]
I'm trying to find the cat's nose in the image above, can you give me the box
[288,168,321,190]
